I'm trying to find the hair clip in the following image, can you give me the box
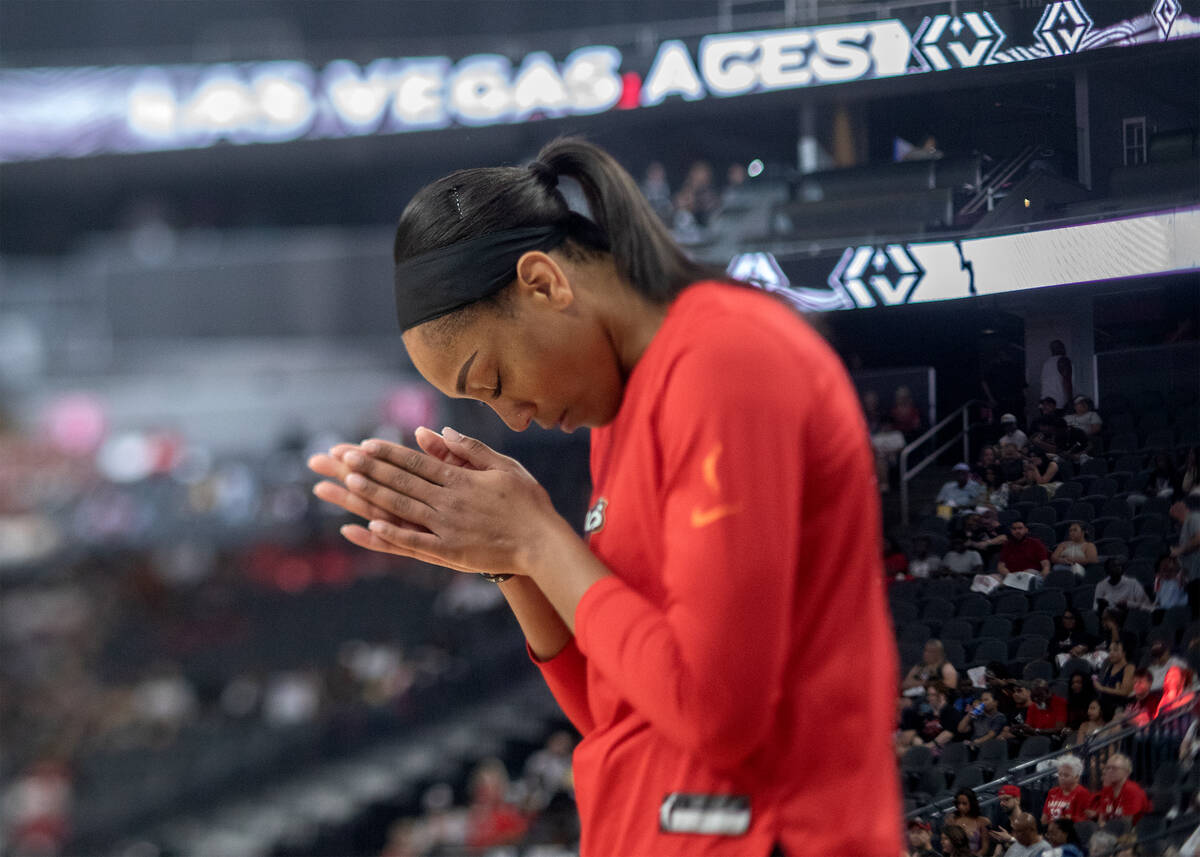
[450,186,464,219]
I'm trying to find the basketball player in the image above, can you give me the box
[309,138,900,856]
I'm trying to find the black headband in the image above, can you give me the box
[393,224,568,331]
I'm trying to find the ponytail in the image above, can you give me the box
[537,137,719,302]
[392,138,722,333]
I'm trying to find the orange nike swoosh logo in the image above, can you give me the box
[691,503,740,528]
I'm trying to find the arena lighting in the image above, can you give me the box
[1,1,1198,162]
[747,158,765,177]
[727,204,1200,311]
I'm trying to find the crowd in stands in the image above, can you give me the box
[639,158,765,244]
[892,382,1200,855]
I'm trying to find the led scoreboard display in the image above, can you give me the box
[1,0,1197,162]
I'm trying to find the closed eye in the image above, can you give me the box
[492,373,502,400]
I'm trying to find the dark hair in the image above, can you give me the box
[1050,817,1081,845]
[954,788,982,818]
[942,823,972,855]
[392,137,721,337]
[1133,667,1152,681]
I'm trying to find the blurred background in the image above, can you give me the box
[0,1,1197,855]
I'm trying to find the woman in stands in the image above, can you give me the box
[308,138,900,856]
[1050,523,1098,572]
[1094,640,1136,719]
[1064,671,1098,732]
[941,823,974,857]
[1178,446,1199,495]
[945,789,990,855]
[1071,699,1110,746]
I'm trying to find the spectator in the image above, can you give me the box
[994,784,1023,830]
[1088,752,1151,826]
[1040,341,1073,415]
[1024,679,1068,736]
[1041,755,1092,824]
[922,681,961,747]
[1064,397,1102,440]
[640,161,674,225]
[1015,450,1059,492]
[1029,398,1070,456]
[903,639,960,691]
[1087,831,1118,857]
[673,160,719,227]
[884,536,910,580]
[1169,494,1200,613]
[997,521,1050,581]
[871,416,907,494]
[944,536,984,576]
[1071,698,1109,746]
[979,467,1011,510]
[1052,610,1097,667]
[1094,560,1151,613]
[1119,668,1162,727]
[862,390,883,432]
[1051,523,1098,573]
[1045,817,1085,857]
[522,731,575,812]
[998,415,1030,453]
[966,511,1007,564]
[1098,606,1138,655]
[891,385,923,441]
[1064,672,1098,730]
[975,445,999,478]
[1002,684,1035,740]
[907,818,940,857]
[1139,453,1181,503]
[464,757,530,851]
[1176,446,1199,495]
[1093,641,1136,720]
[959,690,1007,750]
[943,823,975,857]
[938,463,985,512]
[996,443,1026,487]
[1145,639,1188,692]
[909,535,943,578]
[990,811,1049,857]
[945,789,991,856]
[1152,553,1189,610]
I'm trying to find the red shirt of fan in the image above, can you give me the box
[1026,696,1068,730]
[1042,784,1092,821]
[1092,780,1151,825]
[535,283,901,857]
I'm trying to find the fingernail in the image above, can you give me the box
[368,519,387,533]
[442,426,462,442]
[361,441,381,454]
[346,473,366,490]
[344,450,365,466]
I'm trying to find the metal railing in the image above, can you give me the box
[899,400,984,526]
[959,143,1044,218]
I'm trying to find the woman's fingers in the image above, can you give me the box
[414,426,472,469]
[357,438,456,486]
[342,471,438,528]
[437,426,516,471]
[312,480,427,532]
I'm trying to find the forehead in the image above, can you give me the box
[403,320,496,396]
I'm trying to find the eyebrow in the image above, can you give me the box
[456,350,478,395]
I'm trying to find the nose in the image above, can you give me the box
[487,399,535,432]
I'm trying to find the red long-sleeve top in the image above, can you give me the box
[535,282,901,856]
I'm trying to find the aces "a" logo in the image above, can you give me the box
[584,498,608,536]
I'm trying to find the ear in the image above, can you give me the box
[513,250,574,311]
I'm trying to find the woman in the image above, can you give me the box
[1041,756,1092,825]
[979,467,1010,510]
[1072,699,1110,746]
[1064,396,1103,439]
[1153,552,1189,610]
[1053,611,1097,665]
[902,639,960,692]
[1018,450,1060,492]
[945,789,990,855]
[1094,641,1135,720]
[1051,523,1098,572]
[1064,671,1098,730]
[942,824,974,857]
[1178,446,1199,495]
[307,139,900,855]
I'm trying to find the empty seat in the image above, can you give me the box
[994,593,1030,617]
[899,623,933,644]
[1079,458,1110,477]
[951,764,985,790]
[1029,523,1056,547]
[1099,497,1131,519]
[1134,514,1166,536]
[1055,481,1084,501]
[979,616,1013,639]
[1143,428,1176,450]
[1067,501,1096,522]
[976,739,1010,776]
[957,594,993,617]
[939,618,975,642]
[1070,584,1095,610]
[1029,505,1058,526]
[1042,569,1077,590]
[1023,660,1054,682]
[1033,591,1067,615]
[1017,735,1051,760]
[972,637,1009,664]
[942,640,966,668]
[921,598,956,623]
[1014,635,1049,660]
[1019,485,1049,505]
[891,601,919,624]
[1099,519,1134,541]
[1088,477,1120,498]
[1021,613,1057,639]
[1095,538,1129,558]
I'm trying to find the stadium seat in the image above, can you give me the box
[1132,536,1166,560]
[921,598,956,624]
[942,640,966,668]
[971,637,1009,665]
[1100,497,1132,519]
[1074,820,1097,847]
[1055,481,1084,501]
[1029,505,1058,527]
[976,739,1009,776]
[1058,657,1093,679]
[1089,477,1120,498]
[1134,514,1166,536]
[1070,584,1095,610]
[1140,411,1171,432]
[1099,519,1134,541]
[1013,636,1049,661]
[935,741,969,774]
[1032,591,1067,615]
[1126,559,1155,586]
[939,618,975,642]
[1023,660,1054,681]
[890,601,919,624]
[1042,568,1076,590]
[1017,735,1051,760]
[1021,613,1057,639]
[978,616,1013,639]
[998,509,1021,528]
[957,594,993,618]
[994,593,1030,617]
[924,578,960,602]
[1123,608,1152,640]
[951,764,985,790]
[1029,523,1056,547]
[1144,429,1176,451]
[1067,501,1096,522]
[899,623,933,644]
[1095,538,1129,559]
[1079,458,1110,477]
[1018,485,1049,505]
[1111,454,1145,474]
[1102,817,1131,837]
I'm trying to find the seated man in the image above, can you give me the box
[908,535,942,579]
[958,689,1008,750]
[989,811,1050,857]
[1120,668,1163,728]
[998,442,1026,485]
[1093,559,1151,612]
[921,681,961,747]
[907,819,939,857]
[997,521,1050,581]
[902,639,959,692]
[1030,397,1070,454]
[938,463,984,511]
[943,536,984,576]
[999,414,1030,453]
[1088,752,1151,826]
[1064,396,1103,443]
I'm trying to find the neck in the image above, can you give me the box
[594,266,671,377]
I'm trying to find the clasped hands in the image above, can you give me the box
[307,426,566,578]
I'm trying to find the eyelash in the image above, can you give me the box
[492,373,502,400]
